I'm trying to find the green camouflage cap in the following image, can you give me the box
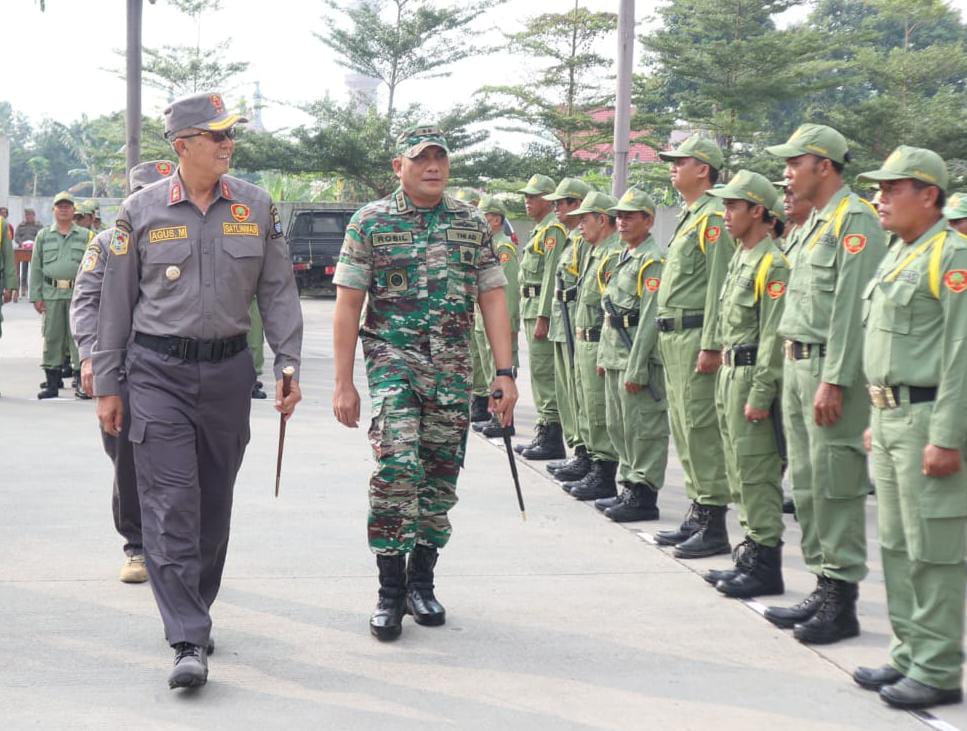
[766,123,848,164]
[395,123,450,159]
[944,191,967,221]
[164,91,247,138]
[708,169,780,211]
[453,188,481,206]
[571,190,619,216]
[610,186,657,216]
[52,191,75,206]
[129,160,176,192]
[478,194,508,218]
[658,134,724,170]
[518,174,557,195]
[857,145,950,192]
[543,177,591,201]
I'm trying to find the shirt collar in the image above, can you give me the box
[908,216,950,248]
[816,184,850,221]
[166,171,234,207]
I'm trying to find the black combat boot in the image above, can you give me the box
[704,537,754,585]
[40,375,64,389]
[251,380,267,399]
[73,369,91,400]
[782,497,796,515]
[605,482,660,522]
[654,502,702,546]
[793,577,859,644]
[61,360,73,379]
[370,554,406,641]
[521,422,566,460]
[38,368,61,400]
[481,416,514,438]
[514,424,544,454]
[879,677,962,709]
[470,395,490,424]
[717,540,784,598]
[405,543,446,626]
[764,576,827,629]
[552,447,593,482]
[674,504,730,559]
[595,482,626,512]
[548,445,587,475]
[569,460,618,501]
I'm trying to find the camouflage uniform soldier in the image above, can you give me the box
[516,174,567,460]
[541,178,593,482]
[653,136,736,559]
[332,124,517,642]
[763,124,886,644]
[853,148,967,711]
[944,192,967,236]
[561,191,622,500]
[702,171,789,598]
[595,187,669,521]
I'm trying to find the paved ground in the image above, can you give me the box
[0,296,961,729]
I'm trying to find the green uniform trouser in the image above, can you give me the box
[872,398,967,691]
[470,329,490,398]
[523,317,558,425]
[604,364,668,488]
[658,326,729,506]
[715,363,784,547]
[42,299,78,370]
[247,299,264,375]
[573,339,616,461]
[553,341,582,449]
[782,353,868,582]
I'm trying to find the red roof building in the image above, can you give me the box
[571,108,661,164]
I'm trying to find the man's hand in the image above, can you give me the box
[80,358,94,397]
[596,366,605,377]
[33,299,46,315]
[489,375,518,427]
[695,349,721,374]
[923,444,962,478]
[534,316,549,340]
[625,382,642,394]
[96,395,124,436]
[813,382,843,427]
[275,378,302,422]
[863,427,873,454]
[745,404,770,423]
[333,381,361,428]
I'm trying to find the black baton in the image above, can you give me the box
[492,388,527,521]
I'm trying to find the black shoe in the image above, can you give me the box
[880,677,962,710]
[405,544,446,626]
[73,369,91,400]
[251,383,268,399]
[793,578,859,644]
[548,445,588,475]
[655,502,702,546]
[674,504,730,558]
[595,488,625,512]
[704,537,755,585]
[38,368,61,400]
[764,577,827,629]
[568,461,618,501]
[717,540,784,598]
[605,482,659,522]
[782,497,796,515]
[561,462,601,497]
[521,422,566,460]
[514,425,544,454]
[370,554,406,641]
[553,449,593,482]
[206,637,215,656]
[168,643,208,689]
[481,417,513,438]
[40,378,64,389]
[61,361,73,379]
[470,395,490,424]
[853,665,904,691]
[471,419,487,432]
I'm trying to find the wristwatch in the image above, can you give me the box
[495,367,516,379]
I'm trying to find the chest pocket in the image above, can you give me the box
[861,278,877,324]
[70,240,89,265]
[217,236,262,297]
[610,263,640,309]
[371,236,421,300]
[446,235,480,301]
[670,240,697,275]
[807,239,838,291]
[725,279,757,332]
[42,242,61,265]
[876,281,915,334]
[145,240,193,296]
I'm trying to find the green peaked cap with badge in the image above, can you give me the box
[944,191,967,221]
[609,186,657,216]
[658,134,724,170]
[396,123,449,158]
[708,169,780,211]
[53,191,75,206]
[857,145,950,193]
[543,177,591,201]
[766,123,849,164]
[478,194,508,217]
[517,174,557,195]
[571,190,618,216]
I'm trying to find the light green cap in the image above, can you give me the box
[766,123,849,164]
[772,179,789,190]
[395,123,450,158]
[944,191,967,221]
[857,145,949,193]
[478,194,507,217]
[571,191,618,216]
[658,134,724,171]
[609,186,656,216]
[53,191,75,206]
[453,188,481,206]
[543,177,591,201]
[708,169,779,211]
[518,174,557,195]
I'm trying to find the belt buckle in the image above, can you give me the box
[723,349,733,367]
[56,279,70,289]
[783,340,794,360]
[868,385,897,409]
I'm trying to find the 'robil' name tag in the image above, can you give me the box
[447,228,483,245]
[223,222,260,236]
[372,231,413,247]
[148,226,188,244]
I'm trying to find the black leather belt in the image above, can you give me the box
[868,384,937,409]
[44,276,74,289]
[575,326,601,342]
[784,340,826,360]
[521,284,542,298]
[723,344,758,367]
[607,312,639,329]
[555,287,577,303]
[656,314,703,332]
[134,332,248,363]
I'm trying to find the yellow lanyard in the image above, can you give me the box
[883,232,946,289]
[806,197,851,251]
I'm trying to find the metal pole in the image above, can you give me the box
[126,0,143,193]
[612,0,634,198]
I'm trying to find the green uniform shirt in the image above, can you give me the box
[0,217,16,291]
[657,192,735,350]
[28,223,93,301]
[597,235,664,384]
[716,236,790,411]
[475,232,519,333]
[778,185,886,387]
[546,229,586,344]
[574,231,622,330]
[518,211,567,320]
[863,220,967,449]
[781,222,806,258]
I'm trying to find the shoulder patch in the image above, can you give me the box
[843,233,867,254]
[544,236,557,251]
[644,276,660,293]
[499,250,512,264]
[944,269,967,294]
[705,225,721,243]
[81,247,99,272]
[115,218,132,234]
[110,229,129,256]
[270,204,284,239]
[767,280,786,299]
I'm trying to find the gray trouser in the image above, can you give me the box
[100,382,142,555]
[125,342,254,648]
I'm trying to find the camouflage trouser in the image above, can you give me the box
[367,388,469,555]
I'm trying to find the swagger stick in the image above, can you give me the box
[491,388,526,521]
[275,366,295,498]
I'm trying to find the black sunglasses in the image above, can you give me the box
[176,127,237,143]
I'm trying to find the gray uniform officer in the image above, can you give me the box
[93,93,304,690]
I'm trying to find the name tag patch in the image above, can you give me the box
[447,228,483,245]
[223,222,260,236]
[149,226,188,244]
[372,231,413,247]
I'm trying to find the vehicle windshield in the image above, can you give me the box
[291,213,345,237]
